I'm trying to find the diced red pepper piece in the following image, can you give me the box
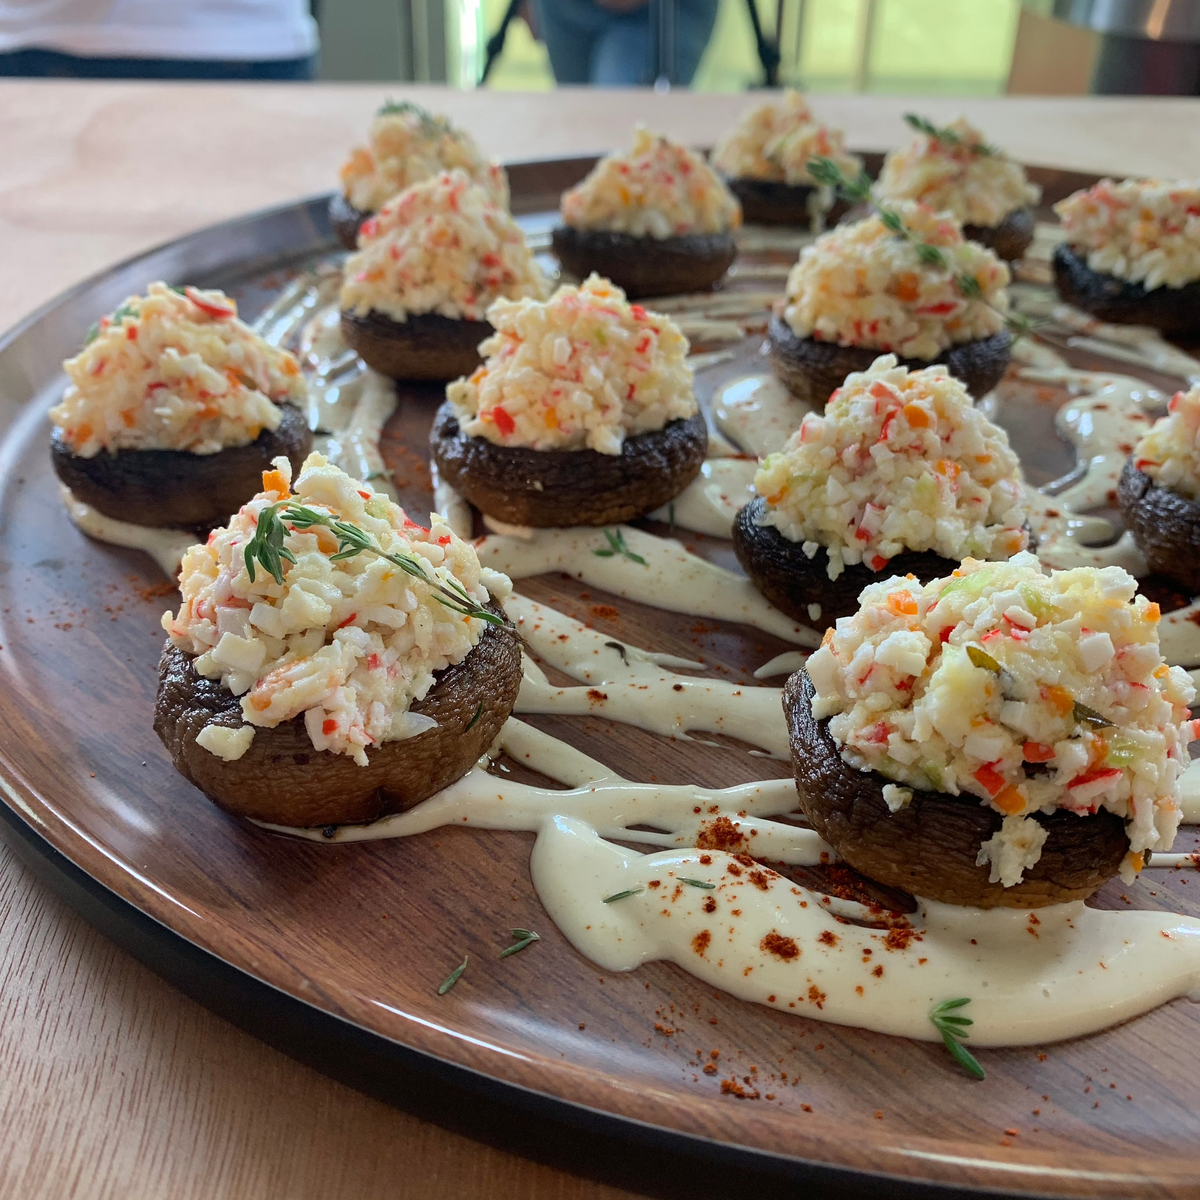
[973,762,1007,799]
[1023,742,1055,763]
[492,405,515,436]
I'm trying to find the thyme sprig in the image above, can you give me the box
[438,956,468,995]
[904,112,996,156]
[806,156,1032,340]
[679,878,716,890]
[929,997,985,1080]
[499,928,540,958]
[243,501,503,626]
[603,887,644,904]
[593,528,648,566]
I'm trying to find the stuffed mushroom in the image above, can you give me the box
[1053,177,1200,338]
[432,274,706,528]
[1118,382,1200,592]
[733,355,1028,631]
[769,202,1013,405]
[873,115,1040,261]
[552,128,741,299]
[340,170,548,382]
[786,553,1196,908]
[155,452,521,827]
[331,99,507,251]
[710,90,860,228]
[49,282,311,531]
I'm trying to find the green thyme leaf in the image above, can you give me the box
[499,928,540,958]
[594,528,648,566]
[1074,701,1114,728]
[243,501,503,626]
[966,645,1001,673]
[438,956,468,995]
[904,112,996,156]
[602,887,644,904]
[604,640,629,664]
[930,997,985,1079]
[464,701,483,732]
[83,322,100,346]
[679,878,716,889]
[668,502,676,536]
[915,242,947,268]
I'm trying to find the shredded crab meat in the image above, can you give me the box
[50,282,304,457]
[874,117,1040,229]
[710,90,862,189]
[561,126,741,239]
[339,100,507,215]
[754,355,1028,579]
[339,170,547,323]
[806,553,1197,885]
[446,274,696,456]
[1133,382,1200,498]
[163,452,513,766]
[1055,177,1200,290]
[782,201,1010,359]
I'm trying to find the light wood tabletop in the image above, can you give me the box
[2,84,1199,1200]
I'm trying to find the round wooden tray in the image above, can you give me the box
[2,158,1198,1200]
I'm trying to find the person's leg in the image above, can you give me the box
[0,48,316,79]
[531,0,601,84]
[591,8,652,86]
[672,0,720,85]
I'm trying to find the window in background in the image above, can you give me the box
[450,0,1021,93]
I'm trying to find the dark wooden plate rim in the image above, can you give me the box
[0,159,1187,1200]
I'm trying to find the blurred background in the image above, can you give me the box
[4,0,1197,96]
[316,0,1180,96]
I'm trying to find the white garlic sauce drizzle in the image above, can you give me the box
[510,593,789,758]
[264,717,822,864]
[60,485,193,576]
[266,716,1200,1047]
[474,525,821,647]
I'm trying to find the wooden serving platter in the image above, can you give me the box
[2,160,1200,1200]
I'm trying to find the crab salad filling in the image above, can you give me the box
[340,169,548,324]
[339,99,507,215]
[806,553,1197,887]
[446,273,695,455]
[1132,383,1200,498]
[50,282,304,458]
[874,117,1040,229]
[560,126,741,239]
[162,452,512,766]
[1055,178,1200,291]
[754,355,1027,580]
[782,201,1010,360]
[711,90,862,190]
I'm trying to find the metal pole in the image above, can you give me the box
[652,0,676,89]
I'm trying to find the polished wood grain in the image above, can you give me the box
[3,86,1200,1200]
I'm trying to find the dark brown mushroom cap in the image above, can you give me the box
[1117,458,1200,593]
[783,668,1130,908]
[154,604,521,827]
[1053,243,1200,338]
[329,192,372,251]
[430,399,707,528]
[341,309,491,382]
[722,177,851,228]
[768,314,1012,407]
[732,496,956,630]
[550,226,736,299]
[50,403,312,530]
[963,204,1035,262]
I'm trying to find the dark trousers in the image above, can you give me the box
[0,47,317,79]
